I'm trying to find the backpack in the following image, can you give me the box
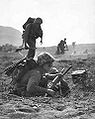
[23,17,35,30]
[28,23,43,40]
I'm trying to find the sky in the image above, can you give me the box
[0,0,95,47]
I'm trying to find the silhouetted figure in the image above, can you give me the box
[56,40,65,54]
[56,38,68,54]
[56,41,63,54]
[56,42,61,54]
[60,40,65,54]
[72,42,76,49]
[22,17,43,59]
[63,38,68,51]
[72,42,76,55]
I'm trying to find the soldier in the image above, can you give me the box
[13,52,70,97]
[21,17,35,49]
[72,42,76,55]
[56,40,65,54]
[60,40,65,54]
[22,17,43,58]
[63,38,68,51]
[56,42,61,54]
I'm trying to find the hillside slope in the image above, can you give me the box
[0,26,22,46]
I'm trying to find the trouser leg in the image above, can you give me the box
[27,49,35,59]
[27,38,36,58]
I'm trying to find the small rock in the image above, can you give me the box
[56,105,66,111]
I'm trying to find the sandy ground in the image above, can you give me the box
[0,50,95,119]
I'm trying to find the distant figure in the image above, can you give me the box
[72,42,76,55]
[60,40,65,53]
[56,40,64,54]
[83,49,88,54]
[63,38,68,51]
[56,43,60,54]
[56,38,68,54]
[22,17,43,59]
[72,42,76,48]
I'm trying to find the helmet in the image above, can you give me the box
[35,17,43,24]
[37,52,55,66]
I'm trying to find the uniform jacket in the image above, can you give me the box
[15,67,48,96]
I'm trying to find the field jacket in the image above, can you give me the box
[15,67,48,96]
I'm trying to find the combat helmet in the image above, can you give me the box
[35,17,43,24]
[37,52,55,66]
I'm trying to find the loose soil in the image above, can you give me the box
[0,51,95,119]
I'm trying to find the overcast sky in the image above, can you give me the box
[0,0,95,46]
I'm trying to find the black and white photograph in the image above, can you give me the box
[0,0,95,118]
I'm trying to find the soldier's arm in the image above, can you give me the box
[27,70,55,96]
[39,26,43,43]
[27,70,48,93]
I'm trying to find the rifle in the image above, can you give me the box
[3,57,26,76]
[3,56,36,76]
[15,47,26,52]
[15,47,37,52]
[48,65,72,89]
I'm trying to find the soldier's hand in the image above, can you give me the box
[40,40,43,44]
[47,89,55,97]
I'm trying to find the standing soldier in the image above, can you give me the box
[22,17,43,59]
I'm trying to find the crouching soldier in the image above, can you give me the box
[13,52,70,97]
